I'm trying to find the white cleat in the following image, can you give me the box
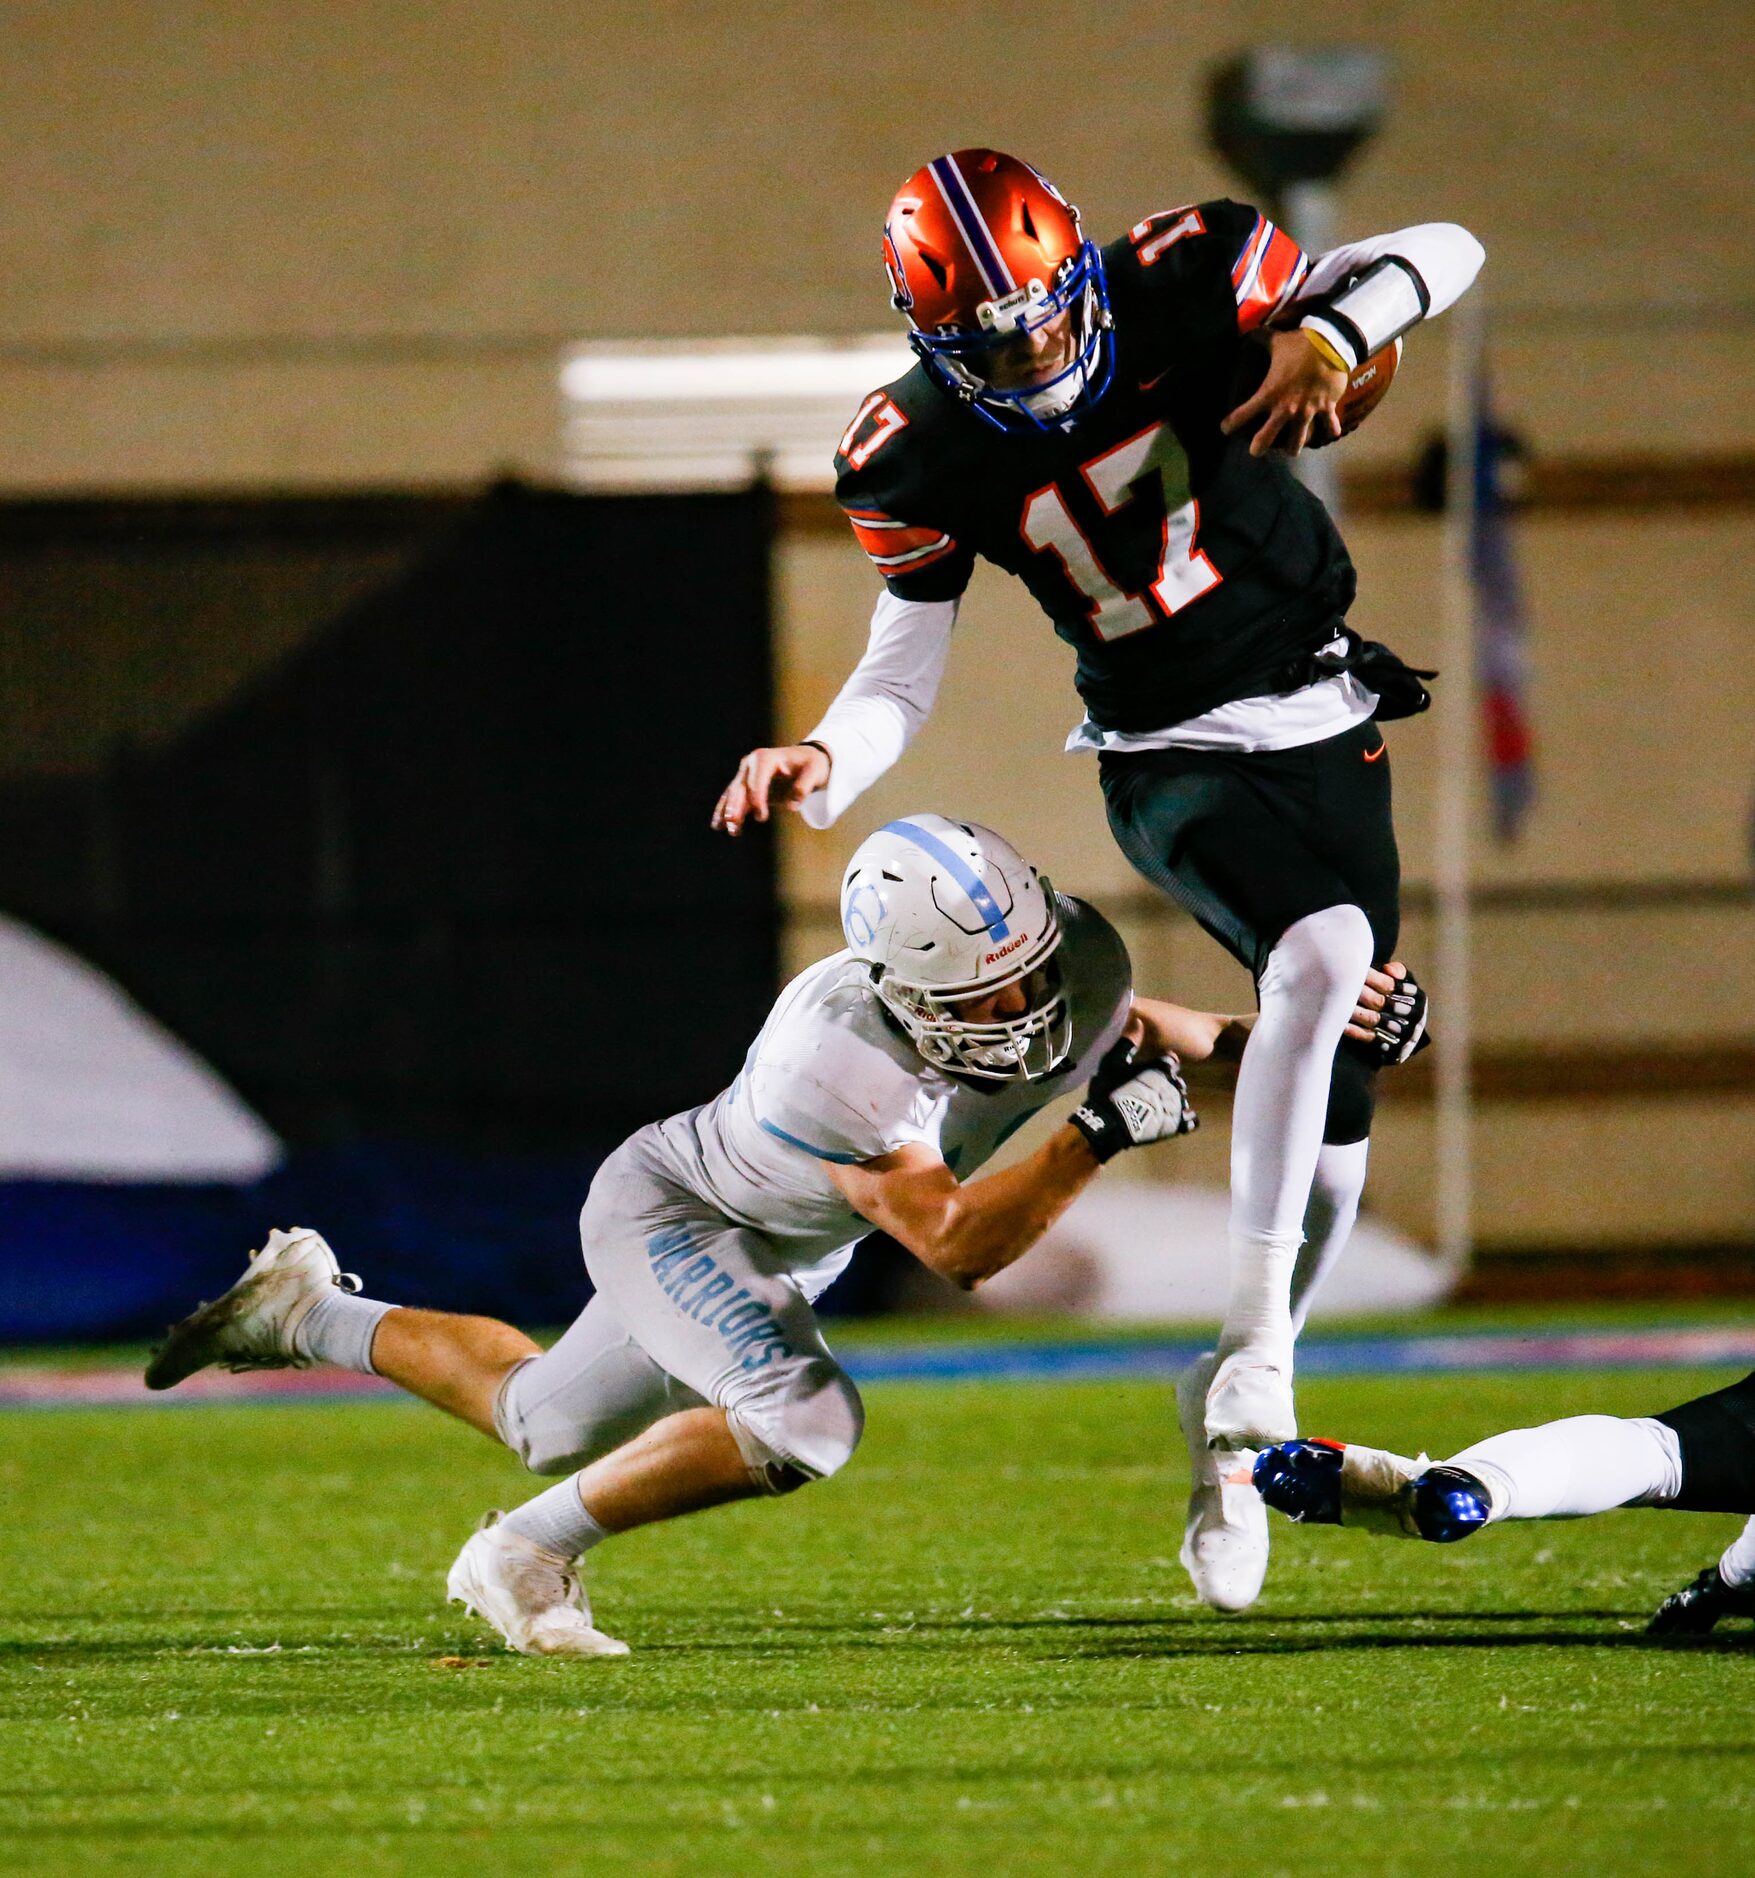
[1204,1351,1297,1451]
[1175,1353,1269,1614]
[144,1227,359,1390]
[447,1514,629,1659]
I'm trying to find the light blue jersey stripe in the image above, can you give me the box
[758,1117,865,1165]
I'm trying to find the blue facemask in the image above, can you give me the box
[907,241,1115,434]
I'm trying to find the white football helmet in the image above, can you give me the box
[840,814,1071,1082]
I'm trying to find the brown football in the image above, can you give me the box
[1311,335,1401,448]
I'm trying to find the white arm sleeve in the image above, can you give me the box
[1296,223,1485,363]
[798,589,957,829]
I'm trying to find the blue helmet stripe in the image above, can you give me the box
[882,818,1011,940]
[927,154,1015,302]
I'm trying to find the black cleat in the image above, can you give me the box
[1647,1565,1755,1636]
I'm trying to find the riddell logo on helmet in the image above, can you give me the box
[984,932,1030,963]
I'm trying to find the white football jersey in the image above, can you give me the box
[646,893,1131,1285]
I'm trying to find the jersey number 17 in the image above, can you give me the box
[1021,421,1221,641]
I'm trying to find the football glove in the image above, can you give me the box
[1367,968,1431,1068]
[1068,1040,1198,1164]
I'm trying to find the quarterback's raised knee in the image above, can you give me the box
[1272,904,1374,992]
[727,1358,865,1493]
[1263,905,1376,1039]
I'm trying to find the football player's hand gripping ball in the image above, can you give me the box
[1222,328,1350,457]
[1068,1039,1199,1164]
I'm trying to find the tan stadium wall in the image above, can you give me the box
[1,2,1750,1258]
[775,511,1755,1256]
[0,1,1750,487]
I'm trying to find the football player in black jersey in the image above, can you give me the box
[1248,1370,1755,1637]
[714,148,1480,1613]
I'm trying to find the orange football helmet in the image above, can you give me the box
[883,149,1113,432]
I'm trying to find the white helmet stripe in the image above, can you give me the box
[926,154,1016,302]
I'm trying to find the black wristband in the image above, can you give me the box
[1067,1093,1129,1165]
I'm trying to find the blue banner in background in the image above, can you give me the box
[1471,366,1536,843]
[0,1139,616,1344]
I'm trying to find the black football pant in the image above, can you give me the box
[1099,715,1401,1146]
[1657,1371,1755,1514]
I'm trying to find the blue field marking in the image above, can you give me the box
[834,1326,1755,1386]
[1,1324,1751,1411]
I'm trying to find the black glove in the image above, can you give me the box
[1068,1042,1198,1164]
[1367,969,1431,1067]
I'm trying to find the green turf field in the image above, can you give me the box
[4,1364,1752,1876]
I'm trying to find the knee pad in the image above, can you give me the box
[494,1353,674,1477]
[1324,1039,1379,1146]
[493,1357,556,1471]
[1261,904,1375,1022]
[1656,1371,1755,1514]
[726,1357,865,1494]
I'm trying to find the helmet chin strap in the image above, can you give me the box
[1018,360,1088,422]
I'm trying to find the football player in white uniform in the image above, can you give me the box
[146,815,1403,1658]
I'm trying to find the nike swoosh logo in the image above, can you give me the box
[1363,741,1387,763]
[1138,368,1170,392]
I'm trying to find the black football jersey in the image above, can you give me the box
[833,199,1359,734]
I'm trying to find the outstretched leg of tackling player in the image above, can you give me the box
[291,1298,759,1541]
[367,1307,540,1435]
[146,1133,866,1659]
[348,1296,764,1653]
[274,1285,762,1532]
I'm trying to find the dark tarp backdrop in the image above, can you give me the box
[0,481,778,1340]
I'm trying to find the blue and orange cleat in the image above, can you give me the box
[1250,1438,1347,1525]
[1252,1440,1492,1541]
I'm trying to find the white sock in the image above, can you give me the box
[1290,1138,1371,1336]
[500,1474,610,1561]
[1719,1516,1755,1588]
[291,1290,394,1374]
[1221,905,1374,1367]
[1217,1235,1298,1367]
[1448,1415,1684,1522]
